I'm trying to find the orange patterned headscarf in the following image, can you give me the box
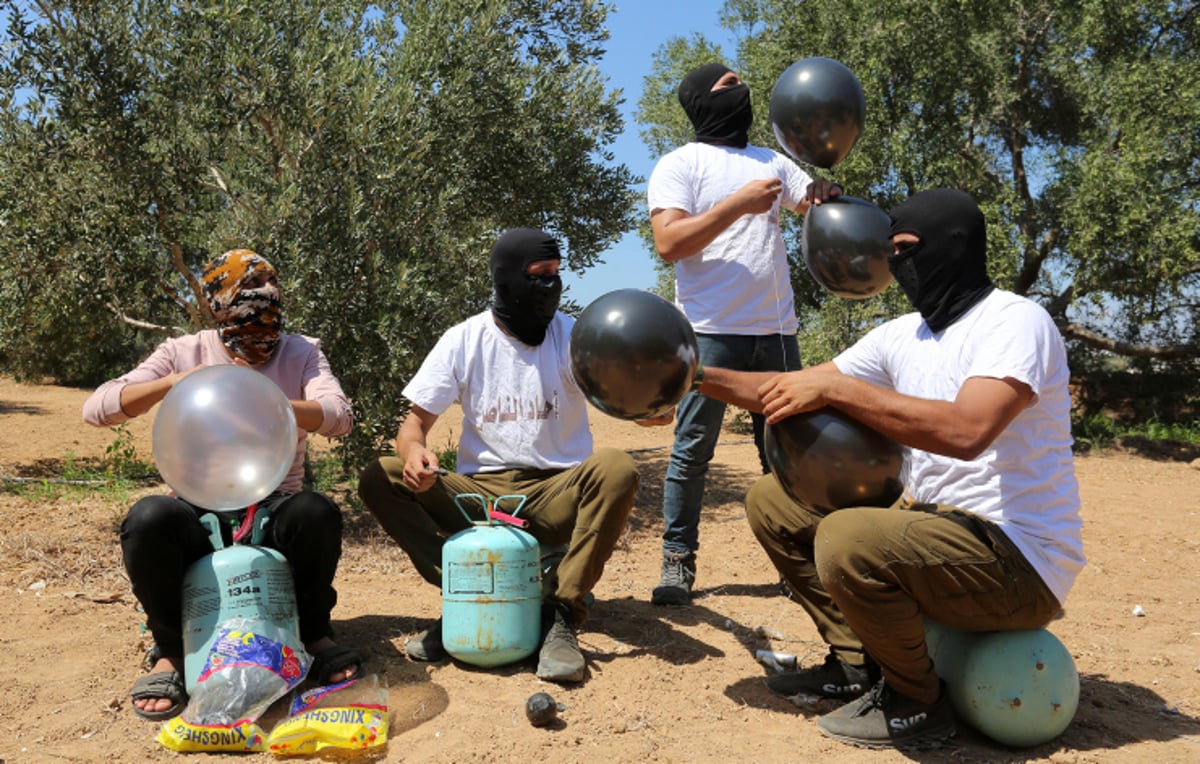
[201,249,283,364]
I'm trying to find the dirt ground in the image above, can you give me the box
[1,374,1199,764]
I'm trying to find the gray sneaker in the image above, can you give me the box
[536,606,585,683]
[766,652,877,705]
[651,552,696,606]
[817,679,956,749]
[405,619,446,662]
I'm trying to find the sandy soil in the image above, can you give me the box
[1,375,1199,763]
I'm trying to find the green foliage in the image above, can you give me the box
[641,0,1200,368]
[303,452,346,496]
[102,423,154,478]
[0,0,637,471]
[436,447,458,473]
[2,446,147,504]
[1073,412,1200,452]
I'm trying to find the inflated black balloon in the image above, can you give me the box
[769,57,866,169]
[570,289,701,420]
[801,196,894,300]
[765,408,904,513]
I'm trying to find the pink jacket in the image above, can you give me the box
[83,330,352,494]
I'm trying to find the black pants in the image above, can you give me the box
[120,491,344,658]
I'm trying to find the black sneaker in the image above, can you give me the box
[817,679,956,749]
[536,605,585,683]
[405,618,446,662]
[651,552,696,606]
[766,652,877,705]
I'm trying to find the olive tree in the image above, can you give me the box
[0,0,637,467]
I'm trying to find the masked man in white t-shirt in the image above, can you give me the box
[358,228,643,684]
[646,63,842,606]
[696,189,1085,749]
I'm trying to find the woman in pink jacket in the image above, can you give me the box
[83,249,360,721]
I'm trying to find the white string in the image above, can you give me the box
[771,195,793,373]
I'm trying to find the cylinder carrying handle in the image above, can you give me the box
[452,493,529,528]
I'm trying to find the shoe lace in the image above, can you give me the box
[853,680,890,716]
[660,555,694,587]
[545,613,579,650]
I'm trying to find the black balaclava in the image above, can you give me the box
[490,228,563,346]
[678,63,753,149]
[887,189,995,333]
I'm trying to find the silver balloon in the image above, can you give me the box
[764,408,903,513]
[769,57,866,169]
[152,365,298,510]
[801,196,894,299]
[570,289,701,420]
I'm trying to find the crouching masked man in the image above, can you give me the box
[359,228,656,683]
[696,190,1085,749]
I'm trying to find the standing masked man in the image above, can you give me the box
[646,62,841,605]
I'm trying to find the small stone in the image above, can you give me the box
[525,692,558,727]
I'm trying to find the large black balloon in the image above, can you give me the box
[764,408,904,513]
[801,196,894,299]
[769,57,866,169]
[570,289,701,420]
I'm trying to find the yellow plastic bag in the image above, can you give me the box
[157,718,267,753]
[267,674,388,755]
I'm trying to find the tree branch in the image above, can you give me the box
[1045,283,1074,319]
[1014,223,1061,295]
[1057,321,1199,360]
[204,165,269,227]
[105,301,179,336]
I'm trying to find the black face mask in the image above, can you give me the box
[887,189,995,333]
[490,228,563,346]
[678,63,753,149]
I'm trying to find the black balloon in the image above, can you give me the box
[570,289,701,420]
[764,408,904,513]
[769,57,866,169]
[801,196,894,299]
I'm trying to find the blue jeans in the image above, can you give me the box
[661,333,802,556]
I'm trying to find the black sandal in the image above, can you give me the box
[130,669,188,721]
[309,644,363,686]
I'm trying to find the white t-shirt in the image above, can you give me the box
[647,142,812,335]
[402,311,593,474]
[833,290,1085,604]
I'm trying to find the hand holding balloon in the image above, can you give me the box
[805,179,844,207]
[758,366,841,423]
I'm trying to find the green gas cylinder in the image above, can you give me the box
[441,494,543,668]
[181,510,304,695]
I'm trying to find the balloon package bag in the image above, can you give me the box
[267,674,389,755]
[159,621,311,753]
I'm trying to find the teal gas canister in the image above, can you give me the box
[182,509,301,694]
[441,494,542,668]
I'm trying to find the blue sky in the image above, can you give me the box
[561,1,736,306]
